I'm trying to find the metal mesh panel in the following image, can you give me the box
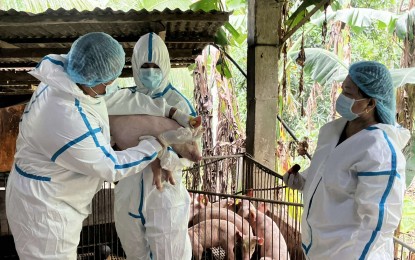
[184,154,304,260]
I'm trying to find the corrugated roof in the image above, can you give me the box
[0,8,229,95]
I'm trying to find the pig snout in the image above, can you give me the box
[171,141,202,163]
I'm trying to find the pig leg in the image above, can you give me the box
[189,231,204,260]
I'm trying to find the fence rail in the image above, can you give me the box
[394,237,415,260]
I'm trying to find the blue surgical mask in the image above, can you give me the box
[91,80,118,98]
[335,93,367,121]
[138,68,163,90]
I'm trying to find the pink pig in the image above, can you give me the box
[109,114,202,162]
[188,193,211,224]
[212,198,235,211]
[245,208,290,260]
[191,207,254,237]
[188,219,263,260]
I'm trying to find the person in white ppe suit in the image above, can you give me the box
[108,32,197,260]
[283,61,410,260]
[5,32,197,260]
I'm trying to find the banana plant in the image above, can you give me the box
[0,0,99,11]
[105,0,192,11]
[288,48,415,88]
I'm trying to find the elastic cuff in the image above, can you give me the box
[146,138,163,152]
[164,104,174,117]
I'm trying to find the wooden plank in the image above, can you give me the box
[0,48,195,59]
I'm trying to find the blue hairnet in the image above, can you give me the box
[349,61,395,125]
[65,32,125,87]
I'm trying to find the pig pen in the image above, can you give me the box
[183,154,304,260]
[0,153,304,259]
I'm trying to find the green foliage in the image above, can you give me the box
[401,196,415,233]
[216,57,232,79]
[227,43,247,123]
[351,0,396,10]
[140,0,191,11]
[289,47,415,88]
[405,134,415,187]
[214,28,230,46]
[0,0,97,12]
[105,0,191,11]
[189,0,220,12]
[289,48,349,85]
[396,8,415,40]
[335,8,398,33]
[169,68,195,102]
[331,0,351,11]
[285,0,322,30]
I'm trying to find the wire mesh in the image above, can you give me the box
[184,154,304,260]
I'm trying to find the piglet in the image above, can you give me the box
[212,198,235,211]
[245,208,290,260]
[109,114,202,162]
[188,219,263,260]
[236,199,257,219]
[188,193,211,225]
[191,208,254,237]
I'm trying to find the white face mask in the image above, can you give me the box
[91,80,118,98]
[138,68,163,90]
[335,93,367,121]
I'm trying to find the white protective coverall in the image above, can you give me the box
[5,54,174,260]
[299,117,410,260]
[109,33,195,260]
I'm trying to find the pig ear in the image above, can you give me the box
[249,209,256,220]
[197,194,203,203]
[199,194,209,206]
[236,230,243,240]
[256,237,264,245]
[192,127,204,139]
[258,202,268,213]
[246,189,253,197]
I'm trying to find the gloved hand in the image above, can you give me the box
[282,164,305,190]
[150,158,175,191]
[170,108,202,129]
[157,127,193,147]
[157,148,181,172]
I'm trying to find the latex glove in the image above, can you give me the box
[171,108,202,129]
[150,158,175,191]
[282,164,305,190]
[157,127,193,147]
[157,148,181,172]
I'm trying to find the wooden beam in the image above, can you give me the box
[0,35,214,44]
[0,71,38,82]
[0,48,196,59]
[0,89,34,95]
[0,63,193,87]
